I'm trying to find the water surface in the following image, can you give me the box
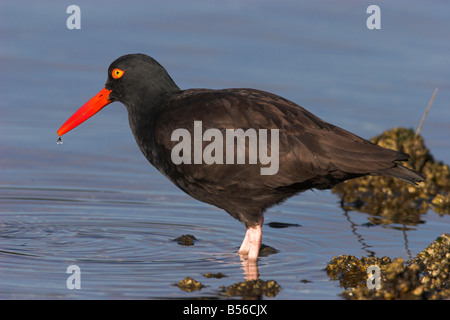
[1,0,449,299]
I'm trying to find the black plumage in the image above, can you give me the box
[58,53,425,263]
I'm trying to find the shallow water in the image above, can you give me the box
[1,0,449,299]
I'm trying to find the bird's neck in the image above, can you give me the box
[125,86,180,164]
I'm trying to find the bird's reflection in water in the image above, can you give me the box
[225,256,281,298]
[240,242,279,280]
[240,255,259,281]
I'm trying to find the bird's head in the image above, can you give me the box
[57,53,179,137]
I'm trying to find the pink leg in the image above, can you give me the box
[238,216,263,261]
[238,231,250,254]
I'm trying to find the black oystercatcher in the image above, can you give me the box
[57,53,425,263]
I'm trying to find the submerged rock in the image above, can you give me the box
[326,233,450,299]
[332,127,450,224]
[204,272,227,279]
[173,234,197,246]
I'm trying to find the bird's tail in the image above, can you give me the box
[374,165,426,185]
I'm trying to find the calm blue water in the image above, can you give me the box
[1,0,449,299]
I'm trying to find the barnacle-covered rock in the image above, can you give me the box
[409,233,450,300]
[176,276,204,292]
[326,233,450,299]
[326,255,392,289]
[222,279,280,298]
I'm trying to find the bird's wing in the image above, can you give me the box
[153,88,402,189]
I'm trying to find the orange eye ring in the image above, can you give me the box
[112,68,125,79]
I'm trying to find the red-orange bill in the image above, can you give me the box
[57,87,112,137]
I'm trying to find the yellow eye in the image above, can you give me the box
[112,68,125,79]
